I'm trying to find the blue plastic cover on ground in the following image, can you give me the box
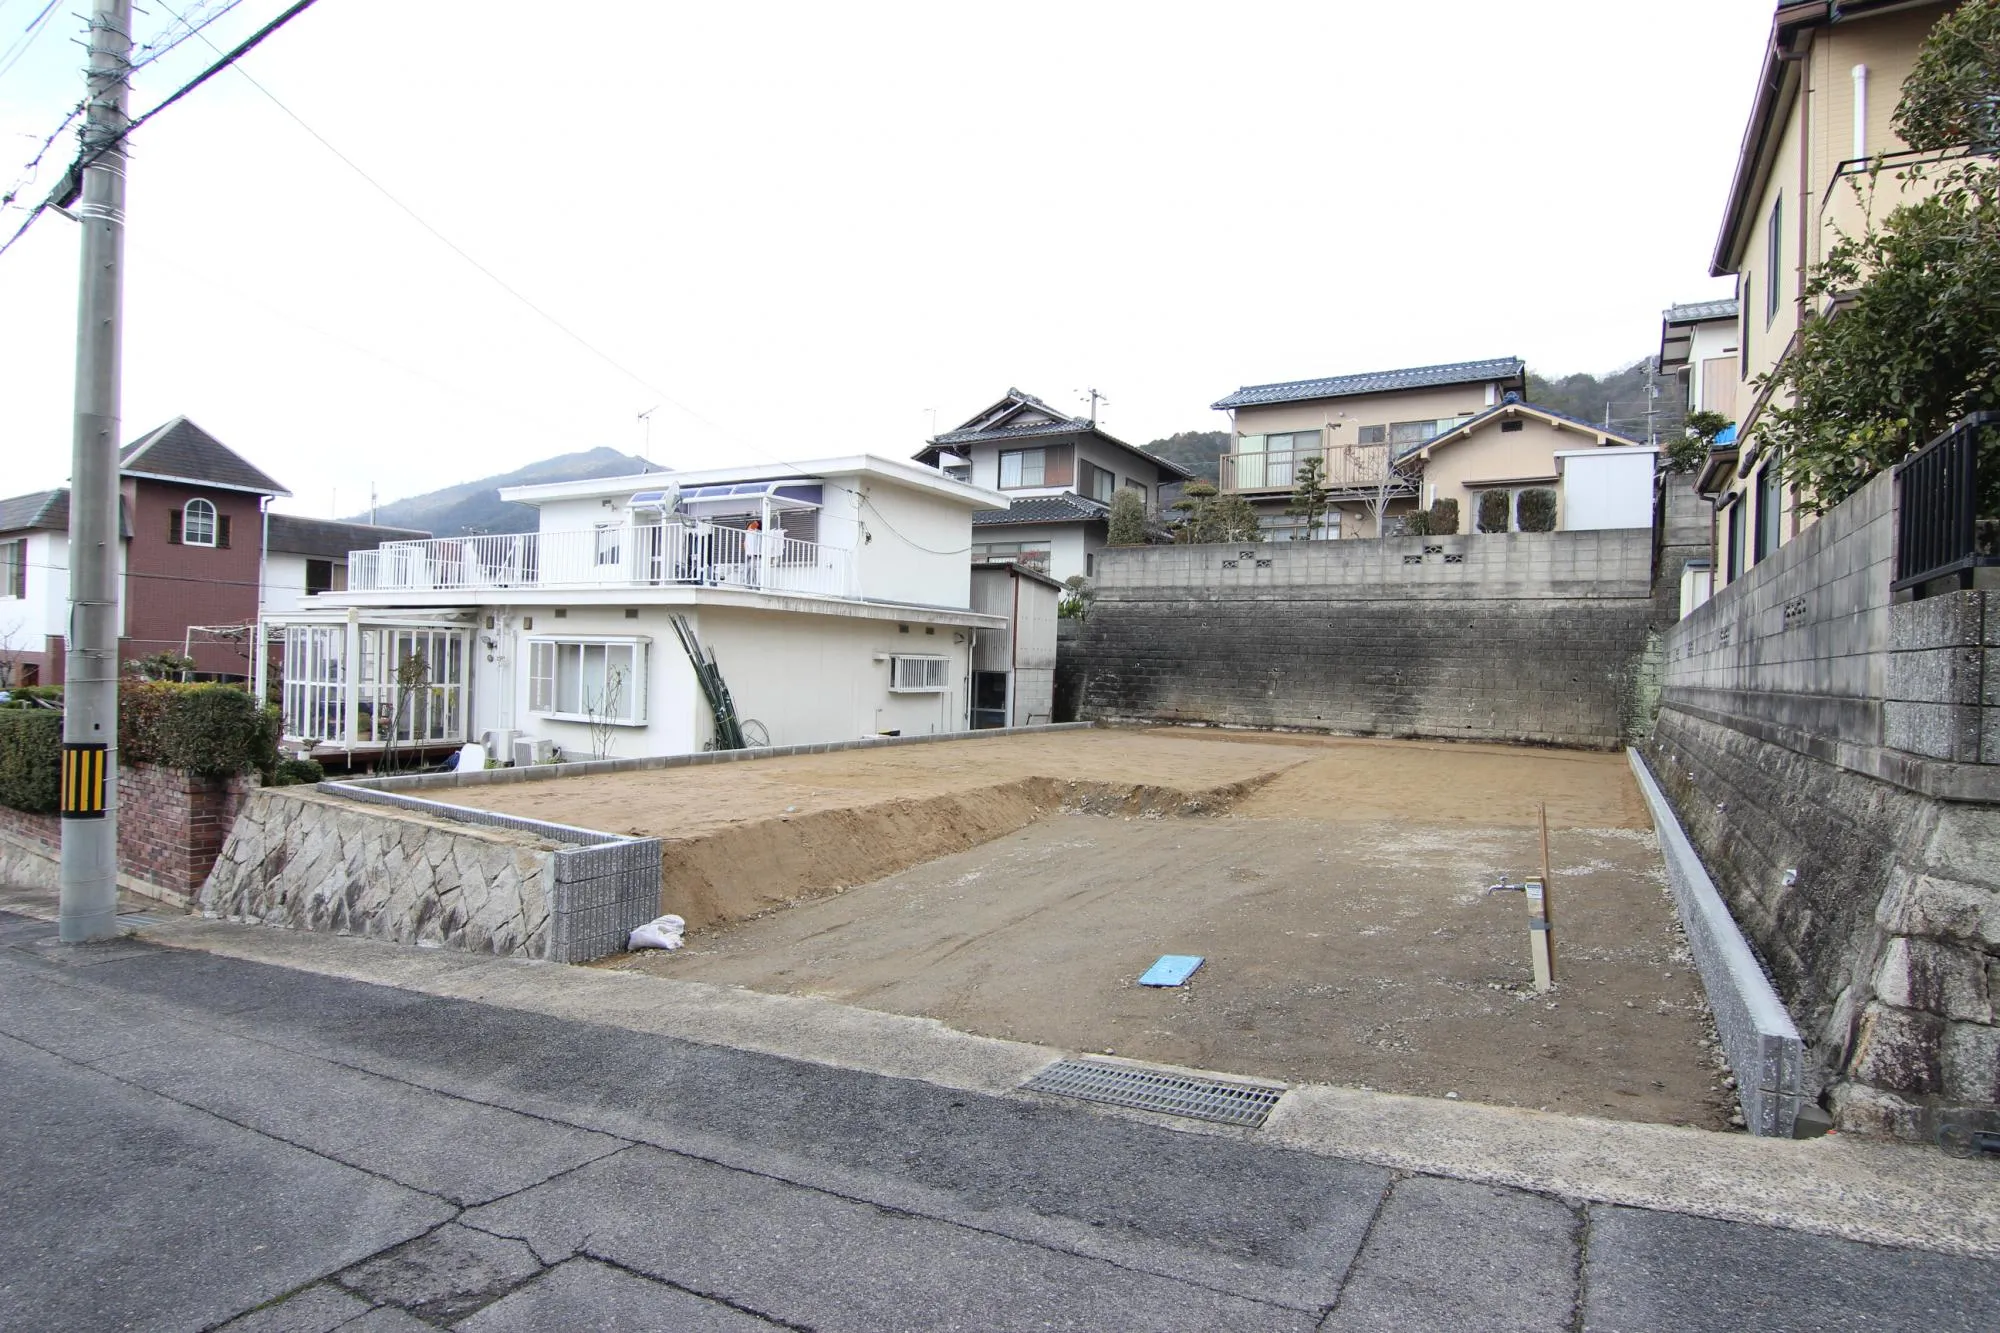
[1138,955,1204,987]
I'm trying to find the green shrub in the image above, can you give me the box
[1517,488,1557,533]
[0,685,63,709]
[121,681,279,779]
[1476,490,1511,533]
[1107,487,1147,545]
[271,756,324,786]
[1426,497,1460,535]
[0,709,61,813]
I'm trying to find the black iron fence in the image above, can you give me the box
[1893,412,2000,596]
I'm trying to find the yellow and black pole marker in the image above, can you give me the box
[61,743,110,820]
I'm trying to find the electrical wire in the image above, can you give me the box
[131,0,247,70]
[0,0,59,85]
[0,99,83,212]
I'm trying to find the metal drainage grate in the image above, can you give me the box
[1023,1058,1284,1128]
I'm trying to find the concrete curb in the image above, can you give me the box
[124,914,2000,1261]
[1628,746,1809,1137]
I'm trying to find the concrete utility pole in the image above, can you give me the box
[59,0,133,944]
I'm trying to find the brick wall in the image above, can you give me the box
[0,763,253,904]
[1070,528,1660,749]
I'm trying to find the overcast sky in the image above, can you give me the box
[0,0,1762,517]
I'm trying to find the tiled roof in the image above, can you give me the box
[920,387,1194,481]
[1664,299,1738,323]
[0,489,69,534]
[1211,357,1525,411]
[0,487,133,537]
[266,514,430,559]
[932,419,1089,446]
[120,417,290,496]
[971,494,1111,527]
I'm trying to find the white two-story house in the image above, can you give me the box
[257,454,1023,764]
[913,388,1193,584]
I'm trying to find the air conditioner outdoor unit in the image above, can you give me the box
[481,728,518,759]
[513,736,555,767]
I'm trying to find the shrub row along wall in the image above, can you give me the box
[1069,528,1661,749]
[1644,471,2000,1142]
[0,763,254,906]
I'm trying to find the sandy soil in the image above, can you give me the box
[618,810,1727,1128]
[461,729,1726,1127]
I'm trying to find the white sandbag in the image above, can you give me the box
[627,913,686,951]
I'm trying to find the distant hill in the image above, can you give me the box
[1142,430,1228,484]
[350,447,662,536]
[1527,359,1679,443]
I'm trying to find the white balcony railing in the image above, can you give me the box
[349,523,859,600]
[1219,442,1415,494]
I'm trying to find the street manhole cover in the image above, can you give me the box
[1023,1058,1284,1128]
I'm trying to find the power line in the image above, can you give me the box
[0,99,83,212]
[0,0,60,85]
[0,0,324,258]
[132,0,247,70]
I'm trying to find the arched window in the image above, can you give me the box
[183,498,217,547]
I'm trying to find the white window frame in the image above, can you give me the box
[183,498,218,547]
[889,654,950,693]
[593,523,623,567]
[527,636,649,725]
[0,537,25,599]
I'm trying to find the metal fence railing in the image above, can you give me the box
[1892,412,2000,597]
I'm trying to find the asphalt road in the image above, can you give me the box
[2,908,1995,1332]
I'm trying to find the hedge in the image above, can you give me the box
[1477,490,1511,533]
[0,683,281,813]
[0,709,62,813]
[121,682,280,779]
[1517,488,1557,533]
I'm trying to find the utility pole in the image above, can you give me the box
[1078,388,1108,425]
[59,0,132,944]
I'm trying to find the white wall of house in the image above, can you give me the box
[969,564,1060,727]
[1557,447,1660,530]
[1,530,67,642]
[262,551,351,615]
[495,602,702,762]
[694,605,973,744]
[969,524,1093,584]
[1685,320,1740,420]
[849,475,975,607]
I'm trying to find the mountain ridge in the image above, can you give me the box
[344,446,662,536]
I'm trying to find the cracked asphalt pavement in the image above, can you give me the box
[2,909,1995,1332]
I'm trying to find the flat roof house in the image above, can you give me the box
[261,454,1033,763]
[913,388,1192,584]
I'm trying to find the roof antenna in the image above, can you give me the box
[1077,387,1108,425]
[638,406,657,461]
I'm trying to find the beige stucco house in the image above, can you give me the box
[1209,358,1652,537]
[1697,0,1966,592]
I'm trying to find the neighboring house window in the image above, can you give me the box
[1356,425,1387,445]
[1389,420,1442,447]
[1766,195,1782,325]
[1123,478,1148,506]
[970,542,1050,572]
[1081,461,1116,504]
[1,538,24,598]
[594,523,622,567]
[1725,497,1745,582]
[1755,462,1782,562]
[1085,552,1095,576]
[527,638,647,724]
[305,559,336,596]
[1739,278,1752,379]
[890,655,949,692]
[176,497,222,547]
[999,448,1047,488]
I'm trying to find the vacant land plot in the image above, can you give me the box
[445,729,1727,1127]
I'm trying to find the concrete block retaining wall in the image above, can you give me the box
[1069,530,1661,749]
[1650,472,2000,1142]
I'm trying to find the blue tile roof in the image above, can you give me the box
[1211,357,1525,411]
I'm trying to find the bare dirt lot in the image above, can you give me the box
[446,729,1728,1127]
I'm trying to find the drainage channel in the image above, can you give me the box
[1024,1058,1285,1128]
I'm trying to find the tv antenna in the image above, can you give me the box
[1077,387,1109,425]
[637,406,657,457]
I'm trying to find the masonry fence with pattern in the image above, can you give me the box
[1642,471,2000,1144]
[1068,528,1663,750]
